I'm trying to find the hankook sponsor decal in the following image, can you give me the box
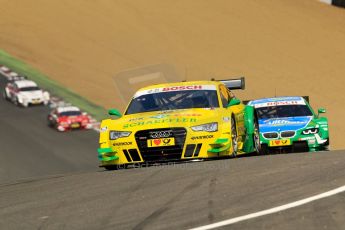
[191,135,214,140]
[113,142,132,146]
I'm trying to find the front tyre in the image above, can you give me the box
[22,101,29,107]
[47,117,54,128]
[104,165,117,170]
[104,164,128,170]
[231,117,238,157]
[13,97,19,106]
[253,118,262,154]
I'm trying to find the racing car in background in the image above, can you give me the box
[3,79,50,107]
[247,96,329,154]
[48,106,92,132]
[98,78,259,169]
[0,65,26,81]
[0,65,11,75]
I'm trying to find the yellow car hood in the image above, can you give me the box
[114,108,222,131]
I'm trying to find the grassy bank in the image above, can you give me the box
[0,50,107,120]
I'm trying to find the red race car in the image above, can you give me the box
[48,106,92,131]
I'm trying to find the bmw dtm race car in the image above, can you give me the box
[247,96,329,153]
[0,65,11,75]
[0,65,27,81]
[48,106,92,132]
[3,79,50,107]
[98,78,259,169]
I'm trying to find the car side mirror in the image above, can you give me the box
[318,108,326,117]
[227,98,241,107]
[108,109,122,117]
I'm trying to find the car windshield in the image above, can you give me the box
[19,86,40,91]
[60,111,82,116]
[125,90,219,115]
[256,105,313,119]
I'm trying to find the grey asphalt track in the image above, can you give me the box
[0,150,344,230]
[0,76,99,184]
[1,74,344,230]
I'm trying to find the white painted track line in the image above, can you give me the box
[190,185,345,230]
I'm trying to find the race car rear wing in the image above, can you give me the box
[8,75,27,82]
[214,77,245,90]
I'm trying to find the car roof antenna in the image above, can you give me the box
[182,67,188,82]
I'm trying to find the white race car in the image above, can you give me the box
[3,80,50,107]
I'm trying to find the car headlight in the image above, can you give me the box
[191,122,218,132]
[109,131,131,140]
[302,128,319,135]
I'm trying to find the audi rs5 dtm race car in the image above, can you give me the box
[3,79,50,107]
[247,96,329,153]
[98,78,259,169]
[48,106,92,132]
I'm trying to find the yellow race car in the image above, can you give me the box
[98,78,258,169]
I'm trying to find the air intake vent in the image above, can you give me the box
[263,132,279,139]
[281,131,296,138]
[135,128,187,162]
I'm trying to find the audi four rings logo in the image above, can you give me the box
[150,131,172,138]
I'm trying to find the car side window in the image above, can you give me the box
[219,85,229,108]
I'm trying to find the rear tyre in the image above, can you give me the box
[231,117,238,158]
[3,91,9,101]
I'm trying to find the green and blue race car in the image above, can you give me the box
[247,96,329,154]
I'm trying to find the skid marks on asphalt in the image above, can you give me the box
[99,168,164,229]
[131,177,205,230]
[207,177,217,223]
